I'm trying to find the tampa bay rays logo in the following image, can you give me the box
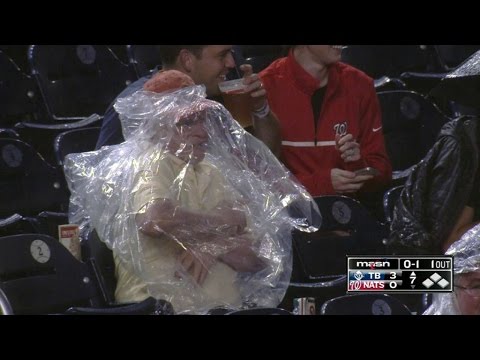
[333,121,348,136]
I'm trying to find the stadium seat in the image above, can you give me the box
[292,195,388,283]
[237,45,283,73]
[28,45,137,121]
[0,128,19,139]
[0,50,45,127]
[127,44,163,78]
[35,211,69,239]
[0,45,30,73]
[434,45,480,71]
[0,233,101,314]
[0,138,70,217]
[0,234,172,315]
[54,127,101,166]
[342,45,436,79]
[81,229,118,305]
[14,114,102,166]
[282,196,388,313]
[0,213,41,237]
[321,293,412,315]
[377,90,451,172]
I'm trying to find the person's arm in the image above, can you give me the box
[240,64,281,158]
[252,110,281,158]
[443,206,478,252]
[138,199,266,283]
[343,80,392,191]
[135,198,247,242]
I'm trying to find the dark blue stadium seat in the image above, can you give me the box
[14,114,102,166]
[0,233,172,314]
[0,138,70,217]
[435,45,480,71]
[28,45,137,121]
[377,90,451,172]
[282,196,388,313]
[0,45,30,73]
[292,195,388,282]
[35,211,69,239]
[108,45,129,65]
[0,50,45,127]
[0,128,19,139]
[0,233,101,314]
[81,229,118,306]
[321,293,412,315]
[236,45,283,73]
[127,44,163,78]
[341,45,437,79]
[0,213,41,237]
[54,127,101,166]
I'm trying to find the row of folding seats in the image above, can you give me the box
[0,196,416,315]
[0,125,101,216]
[342,45,480,117]
[1,44,472,128]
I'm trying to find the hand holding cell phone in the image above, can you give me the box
[354,167,379,177]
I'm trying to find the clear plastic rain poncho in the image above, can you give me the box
[423,223,480,315]
[64,83,319,314]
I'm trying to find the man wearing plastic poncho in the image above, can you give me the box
[65,70,318,314]
[423,223,480,315]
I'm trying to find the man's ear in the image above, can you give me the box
[178,49,194,73]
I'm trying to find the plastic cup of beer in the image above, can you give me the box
[218,79,253,128]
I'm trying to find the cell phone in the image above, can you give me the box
[355,167,379,176]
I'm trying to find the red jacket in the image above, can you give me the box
[260,52,392,196]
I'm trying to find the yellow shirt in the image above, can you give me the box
[114,151,242,313]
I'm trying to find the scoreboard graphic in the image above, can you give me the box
[347,256,453,293]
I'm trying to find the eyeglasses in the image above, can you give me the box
[455,284,480,297]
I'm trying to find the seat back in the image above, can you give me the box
[321,293,411,315]
[342,45,434,79]
[0,138,69,217]
[127,45,163,78]
[435,45,480,70]
[36,211,69,239]
[0,214,41,237]
[0,50,44,127]
[0,128,19,139]
[377,90,451,171]
[237,45,283,73]
[29,45,136,121]
[0,234,101,314]
[54,127,101,166]
[81,229,117,305]
[0,45,30,73]
[292,196,388,282]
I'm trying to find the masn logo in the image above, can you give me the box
[356,261,390,269]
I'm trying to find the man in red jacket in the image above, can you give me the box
[260,45,392,196]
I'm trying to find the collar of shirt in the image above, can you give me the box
[286,49,341,98]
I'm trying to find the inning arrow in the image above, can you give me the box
[409,271,416,284]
